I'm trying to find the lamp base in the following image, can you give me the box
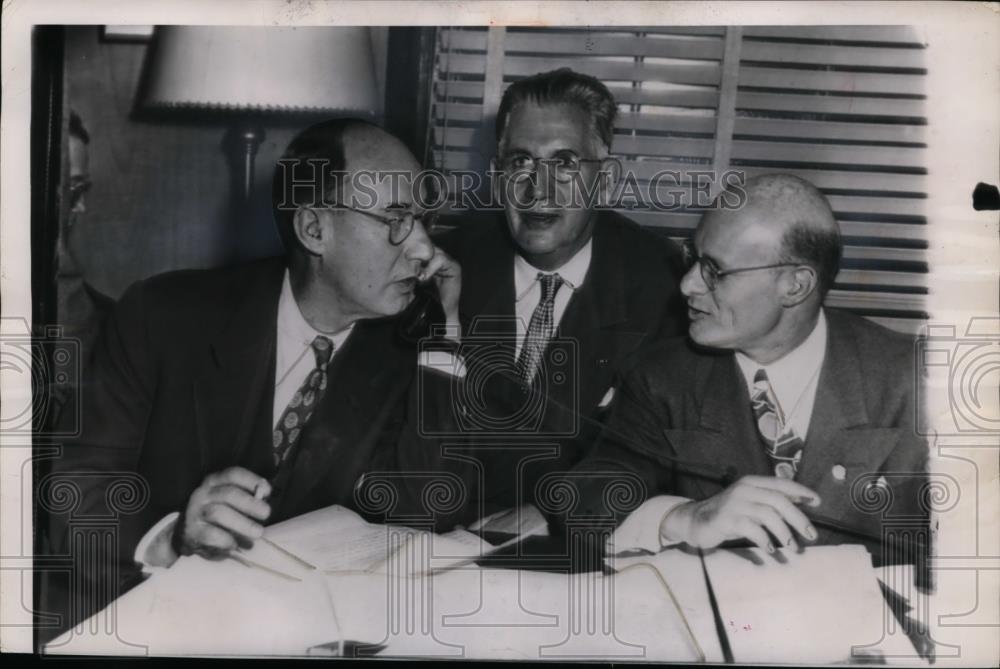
[223,121,265,205]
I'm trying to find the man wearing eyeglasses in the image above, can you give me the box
[563,173,928,565]
[405,68,686,531]
[46,119,461,626]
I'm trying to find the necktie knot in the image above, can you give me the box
[538,272,564,303]
[311,335,334,369]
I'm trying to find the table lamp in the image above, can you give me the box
[138,26,381,257]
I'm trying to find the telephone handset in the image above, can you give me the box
[396,280,447,344]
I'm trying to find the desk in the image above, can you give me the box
[45,514,926,662]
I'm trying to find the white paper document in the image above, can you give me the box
[611,543,922,664]
[325,565,707,660]
[255,504,494,574]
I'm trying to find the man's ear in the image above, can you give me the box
[292,207,327,256]
[780,265,819,307]
[598,156,622,207]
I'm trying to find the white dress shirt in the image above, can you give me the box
[734,310,827,440]
[273,272,355,424]
[134,271,354,570]
[611,311,830,555]
[512,239,593,359]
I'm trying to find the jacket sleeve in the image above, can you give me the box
[43,279,164,622]
[547,361,674,538]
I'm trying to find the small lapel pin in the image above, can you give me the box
[831,464,847,481]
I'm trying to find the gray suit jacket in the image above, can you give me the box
[563,308,929,566]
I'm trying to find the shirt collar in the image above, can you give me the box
[735,309,828,402]
[276,271,355,370]
[513,238,593,302]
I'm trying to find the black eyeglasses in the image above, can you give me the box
[682,239,801,291]
[324,205,436,246]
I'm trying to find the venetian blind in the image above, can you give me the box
[427,26,929,334]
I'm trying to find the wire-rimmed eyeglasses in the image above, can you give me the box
[682,239,802,291]
[497,152,605,179]
[324,204,436,246]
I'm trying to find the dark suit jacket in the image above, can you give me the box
[407,210,685,526]
[565,308,929,566]
[44,257,418,626]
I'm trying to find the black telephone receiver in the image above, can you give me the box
[396,281,447,344]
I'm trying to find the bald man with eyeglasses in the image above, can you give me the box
[561,173,929,567]
[44,119,462,631]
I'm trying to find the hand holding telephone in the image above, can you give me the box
[396,244,462,344]
[396,281,447,344]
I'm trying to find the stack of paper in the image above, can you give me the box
[325,565,709,660]
[612,543,914,664]
[258,504,494,574]
[46,555,338,656]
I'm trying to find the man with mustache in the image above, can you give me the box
[564,173,928,565]
[45,119,461,628]
[411,68,685,528]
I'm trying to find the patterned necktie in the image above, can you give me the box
[515,272,564,388]
[272,335,334,469]
[750,368,805,479]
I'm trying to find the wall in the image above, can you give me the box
[55,26,388,345]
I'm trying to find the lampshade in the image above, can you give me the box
[141,26,380,114]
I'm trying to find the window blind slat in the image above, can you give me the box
[736,92,926,119]
[730,140,926,169]
[736,166,926,195]
[835,269,928,289]
[842,246,926,264]
[740,41,925,70]
[442,53,724,87]
[826,291,927,313]
[433,80,720,109]
[501,32,725,61]
[740,67,925,96]
[502,57,723,87]
[825,195,927,218]
[615,112,717,135]
[734,117,925,144]
[742,26,925,46]
[612,135,717,160]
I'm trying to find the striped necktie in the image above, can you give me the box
[515,272,564,388]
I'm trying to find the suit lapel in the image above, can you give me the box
[663,352,772,497]
[559,212,628,334]
[193,260,284,473]
[459,214,518,358]
[796,311,900,510]
[275,320,408,518]
[558,213,630,408]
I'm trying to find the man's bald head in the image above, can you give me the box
[719,173,842,297]
[272,118,420,253]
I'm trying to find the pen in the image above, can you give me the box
[228,552,302,582]
[261,536,317,571]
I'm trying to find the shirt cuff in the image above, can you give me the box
[133,511,181,573]
[418,349,467,378]
[607,495,691,555]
